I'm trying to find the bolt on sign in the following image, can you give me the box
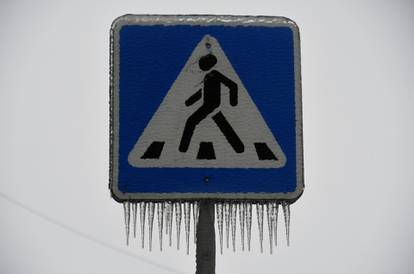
[109,15,303,256]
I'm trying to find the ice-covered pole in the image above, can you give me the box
[195,200,215,274]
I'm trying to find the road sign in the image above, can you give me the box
[110,15,303,202]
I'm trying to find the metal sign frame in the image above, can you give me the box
[109,14,303,202]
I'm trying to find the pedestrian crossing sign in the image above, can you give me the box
[110,15,303,202]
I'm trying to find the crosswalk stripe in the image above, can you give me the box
[141,141,278,161]
[254,143,278,160]
[197,142,216,160]
[141,141,165,159]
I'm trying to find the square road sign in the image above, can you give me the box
[110,15,303,202]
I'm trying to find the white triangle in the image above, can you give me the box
[128,35,286,168]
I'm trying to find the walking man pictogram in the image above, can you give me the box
[179,53,245,153]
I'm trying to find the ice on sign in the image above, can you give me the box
[123,201,291,254]
[110,15,303,254]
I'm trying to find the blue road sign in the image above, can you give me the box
[110,15,303,201]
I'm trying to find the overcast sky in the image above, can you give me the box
[1,0,414,273]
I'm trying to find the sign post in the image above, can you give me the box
[109,14,303,272]
[196,201,215,274]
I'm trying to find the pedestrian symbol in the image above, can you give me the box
[128,35,286,169]
[179,53,243,155]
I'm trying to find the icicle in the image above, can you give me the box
[165,202,171,235]
[195,202,200,226]
[123,201,130,246]
[272,202,279,246]
[246,203,252,251]
[192,202,196,243]
[282,201,290,246]
[164,202,170,236]
[256,203,264,253]
[139,202,147,249]
[148,202,155,251]
[132,202,137,238]
[239,202,246,251]
[184,202,191,254]
[216,202,224,254]
[192,202,199,244]
[231,203,237,252]
[175,202,182,250]
[266,203,274,254]
[168,202,174,247]
[157,202,164,251]
[224,202,231,249]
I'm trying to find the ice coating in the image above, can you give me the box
[165,202,172,236]
[132,202,137,238]
[175,202,182,250]
[273,202,279,246]
[224,202,231,249]
[120,200,293,253]
[139,202,147,248]
[256,203,264,253]
[239,202,246,251]
[266,203,274,254]
[184,202,191,254]
[148,202,155,251]
[246,203,253,251]
[282,201,290,246]
[123,201,130,246]
[192,202,199,244]
[216,203,224,254]
[157,202,165,251]
[231,203,237,252]
[168,202,174,247]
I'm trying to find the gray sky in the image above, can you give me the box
[1,0,414,273]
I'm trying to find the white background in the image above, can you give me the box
[1,0,414,273]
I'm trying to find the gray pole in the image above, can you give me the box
[196,200,215,274]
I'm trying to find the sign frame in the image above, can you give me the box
[109,14,303,202]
